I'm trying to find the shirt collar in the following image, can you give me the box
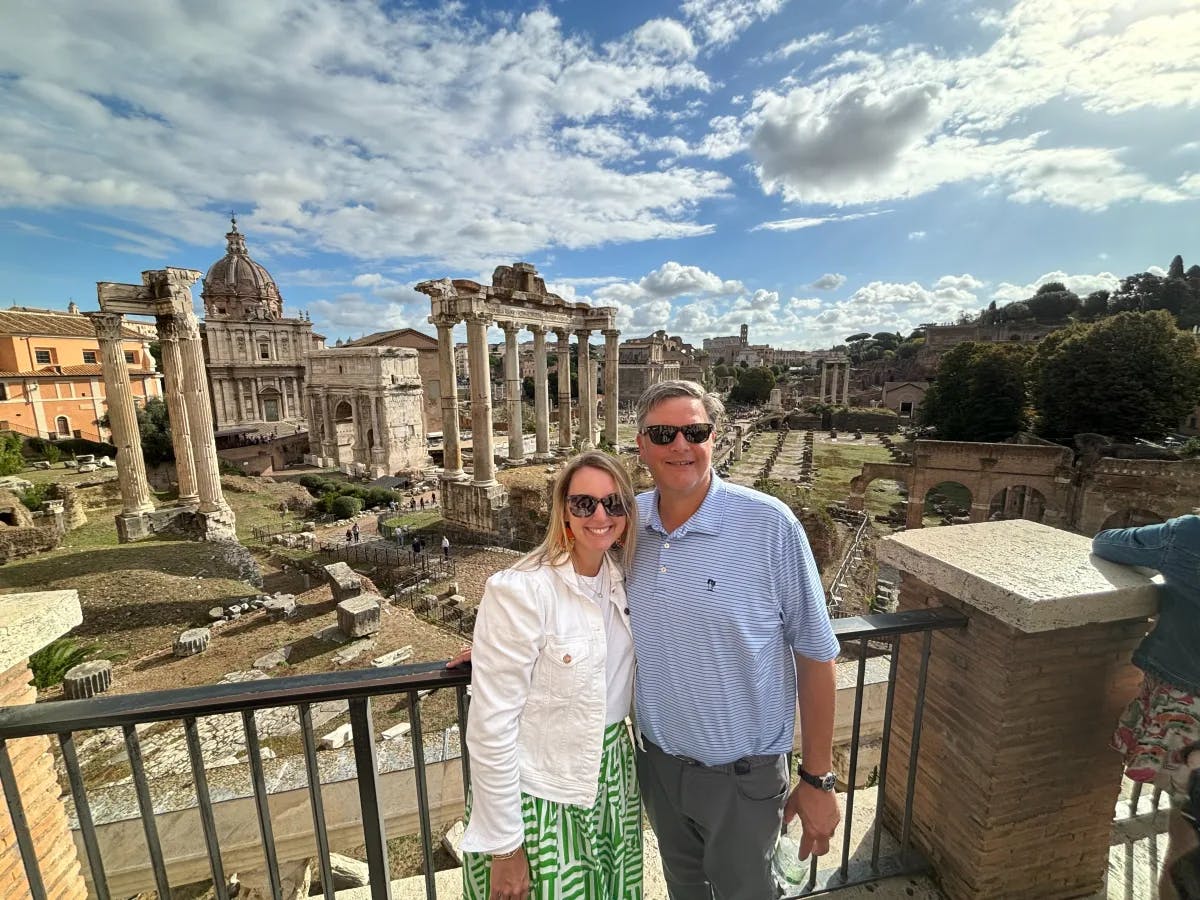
[644,470,726,537]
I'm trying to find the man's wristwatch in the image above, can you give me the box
[798,766,837,792]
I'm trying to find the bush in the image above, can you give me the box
[28,637,109,689]
[298,474,326,491]
[0,432,24,476]
[19,482,50,511]
[365,487,398,508]
[42,443,62,464]
[27,436,116,459]
[1181,437,1200,459]
[330,495,363,519]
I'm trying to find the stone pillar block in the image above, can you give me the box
[337,595,382,638]
[876,520,1160,900]
[322,561,363,603]
[173,627,211,657]
[0,591,89,900]
[62,660,113,700]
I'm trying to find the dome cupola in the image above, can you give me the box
[201,216,283,320]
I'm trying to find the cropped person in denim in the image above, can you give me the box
[1092,513,1200,899]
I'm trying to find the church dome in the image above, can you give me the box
[202,217,283,320]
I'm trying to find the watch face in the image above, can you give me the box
[819,773,836,791]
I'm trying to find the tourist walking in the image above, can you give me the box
[351,523,360,544]
[629,380,840,899]
[459,451,642,900]
[442,535,450,560]
[344,527,353,544]
[1093,513,1200,899]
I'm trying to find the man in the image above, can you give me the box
[629,380,840,899]
[442,535,451,560]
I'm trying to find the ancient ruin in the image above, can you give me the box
[416,263,619,534]
[304,346,432,479]
[94,268,236,542]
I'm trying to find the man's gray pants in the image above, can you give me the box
[637,740,788,900]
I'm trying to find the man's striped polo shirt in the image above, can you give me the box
[628,472,839,767]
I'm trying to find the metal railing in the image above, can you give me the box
[0,608,966,899]
[779,606,967,896]
[0,663,470,900]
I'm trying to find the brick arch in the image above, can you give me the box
[848,462,913,513]
[919,479,974,527]
[988,483,1049,523]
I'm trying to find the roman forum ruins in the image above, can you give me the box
[417,263,619,534]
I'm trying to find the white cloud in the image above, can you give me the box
[728,0,1200,211]
[352,273,387,289]
[0,4,727,269]
[809,273,846,290]
[681,0,789,48]
[752,210,889,231]
[989,270,1123,303]
[908,230,926,240]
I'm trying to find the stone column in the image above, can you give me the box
[555,328,572,452]
[576,329,594,450]
[155,316,199,505]
[877,520,1158,900]
[529,325,551,460]
[503,323,524,464]
[174,310,232,521]
[321,395,338,463]
[465,313,496,484]
[842,362,850,406]
[829,364,840,406]
[87,312,154,518]
[603,328,619,449]
[819,363,828,402]
[435,320,465,480]
[0,590,89,900]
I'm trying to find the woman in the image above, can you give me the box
[459,450,642,900]
[1093,512,1200,899]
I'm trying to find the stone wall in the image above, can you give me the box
[0,591,88,900]
[877,521,1159,900]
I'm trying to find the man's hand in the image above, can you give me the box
[489,847,530,899]
[446,644,472,669]
[783,780,840,860]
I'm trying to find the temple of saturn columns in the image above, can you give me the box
[817,356,852,406]
[304,346,433,479]
[416,262,620,535]
[94,268,236,543]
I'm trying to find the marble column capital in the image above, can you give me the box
[526,323,548,336]
[602,328,620,339]
[431,314,460,330]
[553,327,570,342]
[574,328,592,340]
[499,321,521,336]
[461,311,493,328]
[87,311,125,343]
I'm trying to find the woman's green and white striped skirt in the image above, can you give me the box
[463,722,643,899]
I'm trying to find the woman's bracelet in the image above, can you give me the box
[491,846,523,860]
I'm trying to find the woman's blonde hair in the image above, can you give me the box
[518,450,638,573]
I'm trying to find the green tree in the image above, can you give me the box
[1026,283,1080,321]
[919,342,1030,441]
[1080,290,1110,320]
[728,367,776,405]
[0,432,24,476]
[1030,311,1200,442]
[98,398,175,465]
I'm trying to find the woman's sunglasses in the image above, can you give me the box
[639,423,715,445]
[566,493,628,518]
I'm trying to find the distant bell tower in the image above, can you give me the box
[740,323,748,345]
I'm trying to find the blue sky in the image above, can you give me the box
[1,0,1198,350]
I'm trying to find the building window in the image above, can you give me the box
[0,384,7,401]
[259,342,270,360]
[83,350,98,364]
[124,351,136,364]
[56,416,71,436]
[900,401,914,416]
[35,349,53,364]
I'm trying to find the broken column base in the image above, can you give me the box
[441,479,509,535]
[114,504,238,543]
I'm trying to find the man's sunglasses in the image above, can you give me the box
[566,493,628,518]
[639,423,715,445]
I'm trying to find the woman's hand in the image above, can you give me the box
[446,644,473,669]
[489,847,530,899]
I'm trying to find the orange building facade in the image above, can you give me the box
[0,307,161,443]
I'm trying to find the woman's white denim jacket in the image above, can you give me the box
[460,553,631,854]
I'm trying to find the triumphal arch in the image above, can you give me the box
[416,263,620,535]
[305,346,431,479]
[94,268,236,542]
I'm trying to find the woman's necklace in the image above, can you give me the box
[573,557,609,606]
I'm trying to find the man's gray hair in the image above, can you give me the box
[635,380,726,430]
